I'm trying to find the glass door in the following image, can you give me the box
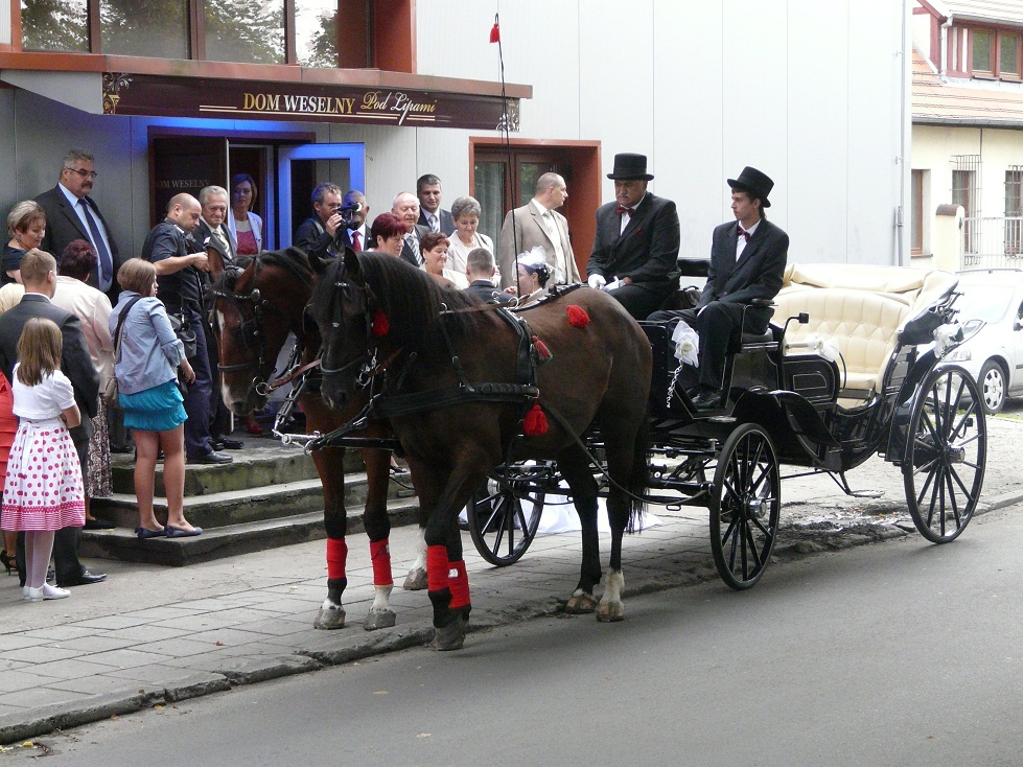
[276,143,365,248]
[473,150,571,247]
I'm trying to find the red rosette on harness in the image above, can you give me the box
[566,304,590,328]
[523,402,548,436]
[531,334,552,363]
[371,309,390,337]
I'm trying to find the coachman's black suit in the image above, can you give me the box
[0,294,100,585]
[652,218,788,393]
[586,194,680,319]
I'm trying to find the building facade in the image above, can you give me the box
[0,0,912,272]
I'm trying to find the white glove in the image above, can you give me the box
[588,274,606,290]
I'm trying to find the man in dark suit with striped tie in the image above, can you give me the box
[650,166,789,410]
[35,149,121,304]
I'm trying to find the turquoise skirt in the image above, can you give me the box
[119,380,187,432]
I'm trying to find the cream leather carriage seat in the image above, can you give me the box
[773,263,953,399]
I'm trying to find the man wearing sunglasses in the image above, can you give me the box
[35,149,121,304]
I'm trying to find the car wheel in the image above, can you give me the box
[979,359,1006,414]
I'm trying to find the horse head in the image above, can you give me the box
[213,249,310,416]
[309,247,377,410]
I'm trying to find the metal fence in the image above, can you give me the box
[962,215,1024,268]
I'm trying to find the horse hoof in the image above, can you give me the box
[403,568,428,591]
[564,592,597,614]
[596,600,625,623]
[430,615,467,651]
[364,608,397,631]
[314,602,346,630]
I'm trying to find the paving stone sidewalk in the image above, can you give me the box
[0,416,1019,745]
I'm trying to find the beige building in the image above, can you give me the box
[910,0,1023,270]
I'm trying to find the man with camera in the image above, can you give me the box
[294,183,348,262]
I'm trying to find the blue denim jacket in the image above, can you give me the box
[109,292,185,395]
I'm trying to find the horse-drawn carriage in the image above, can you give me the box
[211,247,986,648]
[467,260,987,591]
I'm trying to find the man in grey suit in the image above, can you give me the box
[586,153,680,320]
[0,249,105,588]
[499,172,580,290]
[649,166,789,410]
[34,149,121,304]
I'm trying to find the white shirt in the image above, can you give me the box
[59,182,114,285]
[619,194,647,235]
[531,198,568,284]
[735,219,760,263]
[12,365,75,420]
[347,225,367,250]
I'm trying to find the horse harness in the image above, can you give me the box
[309,278,544,451]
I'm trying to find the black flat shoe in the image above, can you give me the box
[0,550,14,575]
[57,569,107,587]
[219,438,244,450]
[188,451,233,465]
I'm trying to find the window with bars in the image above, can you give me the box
[1006,166,1022,257]
[952,154,981,255]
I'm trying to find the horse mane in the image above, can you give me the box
[256,247,313,289]
[355,253,481,350]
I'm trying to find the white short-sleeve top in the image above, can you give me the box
[11,366,76,420]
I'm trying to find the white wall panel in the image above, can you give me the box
[786,0,850,262]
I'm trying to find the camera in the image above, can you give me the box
[333,202,361,228]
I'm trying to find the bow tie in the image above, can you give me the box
[737,225,751,242]
[616,205,636,217]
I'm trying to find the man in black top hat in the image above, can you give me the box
[585,153,680,320]
[650,166,789,410]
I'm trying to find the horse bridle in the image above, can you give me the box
[212,270,283,398]
[318,272,384,387]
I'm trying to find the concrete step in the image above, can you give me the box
[79,499,422,566]
[92,472,418,530]
[109,441,365,497]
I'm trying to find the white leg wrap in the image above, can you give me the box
[370,584,393,612]
[604,570,625,604]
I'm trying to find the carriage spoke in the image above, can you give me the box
[750,463,772,494]
[912,456,940,476]
[928,385,943,437]
[949,405,973,442]
[514,500,531,540]
[944,470,961,530]
[482,497,504,534]
[938,470,947,537]
[921,411,941,445]
[744,523,762,570]
[739,519,749,580]
[957,433,981,448]
[916,462,939,505]
[949,465,975,502]
[727,522,740,571]
[723,479,744,509]
[749,439,766,479]
[750,514,773,538]
[926,468,941,527]
[490,498,508,556]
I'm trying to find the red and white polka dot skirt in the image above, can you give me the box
[1,418,85,532]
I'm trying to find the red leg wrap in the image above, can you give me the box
[426,544,449,593]
[448,560,470,609]
[369,538,393,586]
[326,538,348,580]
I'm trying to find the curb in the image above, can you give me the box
[4,490,1019,746]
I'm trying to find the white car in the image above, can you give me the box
[944,268,1024,414]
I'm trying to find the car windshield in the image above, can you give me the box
[956,282,1018,323]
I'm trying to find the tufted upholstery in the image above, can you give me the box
[773,263,954,397]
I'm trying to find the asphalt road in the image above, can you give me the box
[14,504,1022,767]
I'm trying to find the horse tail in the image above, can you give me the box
[626,411,650,534]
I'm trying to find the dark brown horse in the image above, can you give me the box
[309,250,651,650]
[208,246,429,631]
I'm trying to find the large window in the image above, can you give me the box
[18,0,351,67]
[968,25,1022,81]
[20,0,89,52]
[102,0,189,59]
[204,1,286,65]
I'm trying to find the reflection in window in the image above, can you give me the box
[1000,34,1020,76]
[296,0,339,68]
[205,1,285,65]
[101,0,189,59]
[20,0,89,52]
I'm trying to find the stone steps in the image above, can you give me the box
[78,499,422,566]
[83,436,420,566]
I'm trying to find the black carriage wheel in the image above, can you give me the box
[903,365,987,544]
[466,464,549,567]
[709,423,781,590]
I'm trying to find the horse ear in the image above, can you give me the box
[205,242,226,280]
[234,258,257,293]
[302,244,332,275]
[343,246,364,284]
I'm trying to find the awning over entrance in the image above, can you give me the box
[0,53,527,132]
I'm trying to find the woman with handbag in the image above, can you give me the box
[109,259,201,539]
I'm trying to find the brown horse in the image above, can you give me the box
[207,246,429,631]
[309,250,651,650]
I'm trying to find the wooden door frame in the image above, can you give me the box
[469,138,601,276]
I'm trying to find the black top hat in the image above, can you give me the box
[727,166,774,208]
[607,153,654,181]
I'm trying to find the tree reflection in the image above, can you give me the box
[20,0,89,52]
[204,0,286,65]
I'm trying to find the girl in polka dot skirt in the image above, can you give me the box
[1,318,85,602]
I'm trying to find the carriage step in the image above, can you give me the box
[108,440,364,496]
[91,472,416,530]
[78,498,422,566]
